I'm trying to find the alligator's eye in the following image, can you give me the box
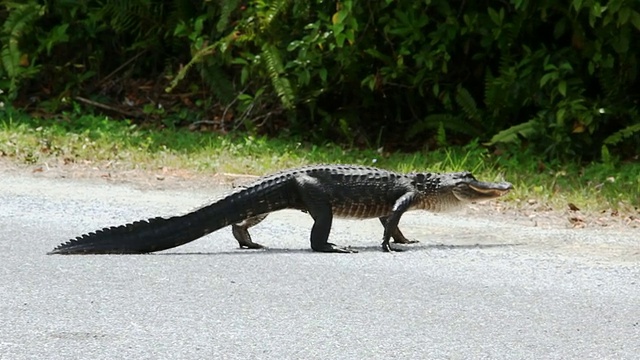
[450,171,474,183]
[460,171,475,180]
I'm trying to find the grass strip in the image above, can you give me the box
[1,110,638,213]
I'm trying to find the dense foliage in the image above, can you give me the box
[0,0,638,161]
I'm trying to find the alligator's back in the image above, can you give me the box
[290,164,412,218]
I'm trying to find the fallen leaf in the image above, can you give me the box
[569,215,584,224]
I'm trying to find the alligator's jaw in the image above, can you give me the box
[468,180,513,198]
[452,180,513,203]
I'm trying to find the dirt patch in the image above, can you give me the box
[0,157,257,191]
[1,157,638,231]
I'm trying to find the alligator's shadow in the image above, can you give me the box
[154,242,523,256]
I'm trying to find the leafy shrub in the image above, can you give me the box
[0,0,638,161]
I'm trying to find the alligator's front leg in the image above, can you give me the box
[295,175,356,253]
[232,214,269,249]
[379,216,419,244]
[381,192,417,252]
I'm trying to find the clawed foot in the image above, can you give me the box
[382,243,405,252]
[312,243,358,253]
[238,242,265,249]
[393,238,419,244]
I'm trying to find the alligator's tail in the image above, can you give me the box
[49,178,296,254]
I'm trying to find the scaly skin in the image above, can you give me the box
[49,164,513,254]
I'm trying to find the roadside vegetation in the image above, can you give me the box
[0,1,638,215]
[1,108,638,214]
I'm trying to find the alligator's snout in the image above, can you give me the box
[453,180,513,202]
[469,181,513,197]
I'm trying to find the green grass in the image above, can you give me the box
[1,109,638,214]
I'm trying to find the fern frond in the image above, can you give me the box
[484,52,520,114]
[0,3,44,77]
[261,0,291,30]
[94,0,166,37]
[217,0,241,32]
[485,119,538,145]
[165,42,216,93]
[94,0,140,33]
[261,44,295,108]
[406,114,449,139]
[598,67,621,98]
[484,70,502,111]
[498,52,515,77]
[201,64,236,104]
[503,11,524,45]
[604,122,640,145]
[436,121,447,146]
[456,86,481,121]
[248,0,294,35]
[406,113,482,139]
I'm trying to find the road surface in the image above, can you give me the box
[1,170,638,359]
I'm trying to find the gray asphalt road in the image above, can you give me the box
[1,171,638,359]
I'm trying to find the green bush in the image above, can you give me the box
[0,0,638,161]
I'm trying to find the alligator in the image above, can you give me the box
[48,164,512,254]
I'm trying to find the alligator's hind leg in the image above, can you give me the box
[379,216,419,244]
[295,176,356,253]
[232,214,268,249]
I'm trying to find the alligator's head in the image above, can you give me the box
[413,171,513,212]
[443,171,513,202]
[412,171,512,212]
